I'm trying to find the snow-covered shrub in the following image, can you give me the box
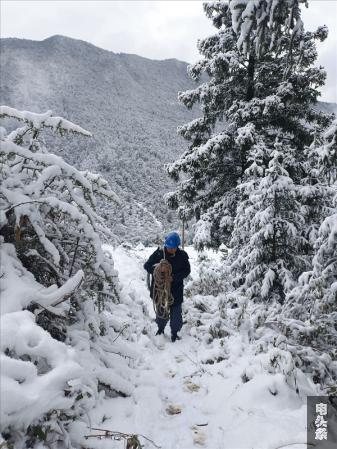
[0,106,120,304]
[0,107,138,448]
[185,251,228,297]
[0,241,88,448]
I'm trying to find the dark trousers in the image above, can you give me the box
[156,303,183,336]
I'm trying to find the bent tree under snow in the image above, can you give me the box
[0,106,138,448]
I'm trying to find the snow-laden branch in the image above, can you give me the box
[0,105,92,137]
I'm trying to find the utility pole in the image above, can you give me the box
[181,218,185,250]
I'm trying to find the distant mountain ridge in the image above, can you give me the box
[1,35,200,242]
[1,35,336,242]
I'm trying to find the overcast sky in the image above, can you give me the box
[1,0,336,103]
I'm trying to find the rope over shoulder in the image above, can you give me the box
[152,259,174,319]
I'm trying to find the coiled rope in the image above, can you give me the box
[152,258,174,319]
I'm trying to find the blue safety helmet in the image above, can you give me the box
[164,231,181,249]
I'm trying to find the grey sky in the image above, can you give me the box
[1,0,336,103]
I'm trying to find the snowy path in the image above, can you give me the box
[89,246,307,449]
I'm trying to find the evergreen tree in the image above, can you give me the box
[230,141,306,301]
[167,0,332,301]
[283,120,337,382]
[227,0,307,58]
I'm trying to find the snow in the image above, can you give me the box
[0,239,326,448]
[0,106,92,136]
[194,219,212,249]
[1,115,118,291]
[228,0,305,57]
[0,242,83,314]
[134,201,163,230]
[75,245,311,449]
[2,140,93,193]
[1,309,81,430]
[1,91,335,445]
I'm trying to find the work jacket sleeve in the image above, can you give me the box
[143,250,159,275]
[172,253,191,284]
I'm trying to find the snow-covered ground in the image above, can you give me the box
[82,245,308,449]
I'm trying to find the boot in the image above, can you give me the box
[156,329,164,336]
[171,334,181,342]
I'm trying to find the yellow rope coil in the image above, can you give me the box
[152,259,174,319]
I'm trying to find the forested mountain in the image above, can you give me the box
[0,35,199,243]
[0,35,335,243]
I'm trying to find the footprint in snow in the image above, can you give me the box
[152,335,166,350]
[191,426,207,446]
[184,379,201,392]
[166,404,182,415]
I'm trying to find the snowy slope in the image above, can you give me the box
[76,245,311,449]
[0,35,199,242]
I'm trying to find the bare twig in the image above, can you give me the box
[85,427,161,448]
[273,443,315,449]
[5,199,44,213]
[33,302,68,319]
[112,324,129,343]
[180,350,212,376]
[69,237,80,277]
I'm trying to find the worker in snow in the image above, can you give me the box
[144,232,190,342]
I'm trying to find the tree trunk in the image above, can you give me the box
[246,54,255,101]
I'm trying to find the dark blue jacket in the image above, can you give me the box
[144,247,191,305]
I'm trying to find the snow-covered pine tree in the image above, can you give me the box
[227,0,307,59]
[167,0,332,301]
[0,107,139,448]
[299,115,337,259]
[280,120,337,388]
[230,140,307,302]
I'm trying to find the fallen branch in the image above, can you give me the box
[33,302,68,318]
[112,323,129,343]
[273,443,315,449]
[85,427,161,448]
